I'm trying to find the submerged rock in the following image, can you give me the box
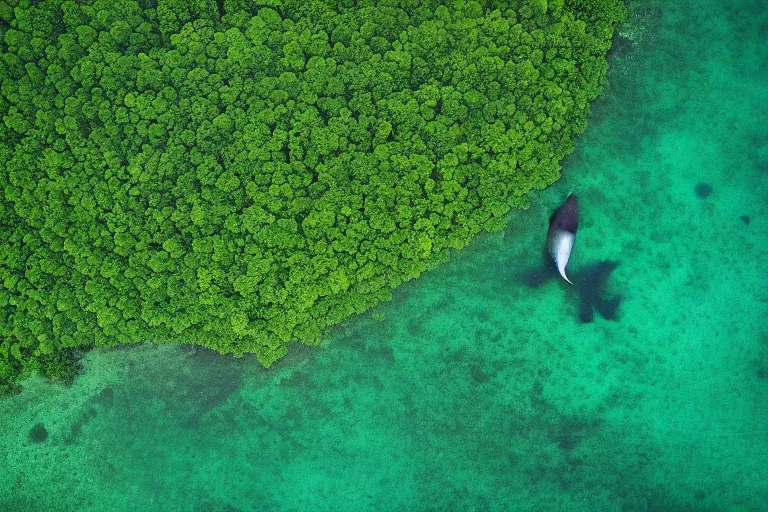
[28,423,48,444]
[695,182,713,198]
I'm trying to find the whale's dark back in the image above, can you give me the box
[550,194,579,235]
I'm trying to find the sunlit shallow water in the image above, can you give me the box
[2,0,767,510]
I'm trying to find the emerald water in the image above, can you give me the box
[2,0,767,510]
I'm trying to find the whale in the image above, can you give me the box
[547,194,579,285]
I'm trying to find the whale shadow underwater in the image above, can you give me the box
[519,249,622,324]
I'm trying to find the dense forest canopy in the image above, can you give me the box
[0,0,625,392]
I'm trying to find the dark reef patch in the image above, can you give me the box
[68,420,84,444]
[516,377,614,493]
[28,423,48,444]
[280,368,313,390]
[755,335,768,381]
[93,387,114,408]
[695,182,713,198]
[65,387,116,444]
[740,215,750,224]
[361,340,396,365]
[468,362,491,384]
[472,326,504,346]
[155,346,244,428]
[552,416,599,451]
[406,317,425,337]
[608,33,633,59]
[94,346,246,431]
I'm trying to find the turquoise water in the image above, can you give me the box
[2,0,767,510]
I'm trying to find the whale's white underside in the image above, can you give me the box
[549,230,574,285]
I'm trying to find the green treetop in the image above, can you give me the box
[0,0,625,392]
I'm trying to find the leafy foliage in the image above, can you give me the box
[0,0,625,388]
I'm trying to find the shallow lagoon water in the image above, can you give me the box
[2,0,767,510]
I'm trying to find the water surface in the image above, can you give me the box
[2,0,767,510]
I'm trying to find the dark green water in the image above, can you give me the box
[2,0,767,510]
